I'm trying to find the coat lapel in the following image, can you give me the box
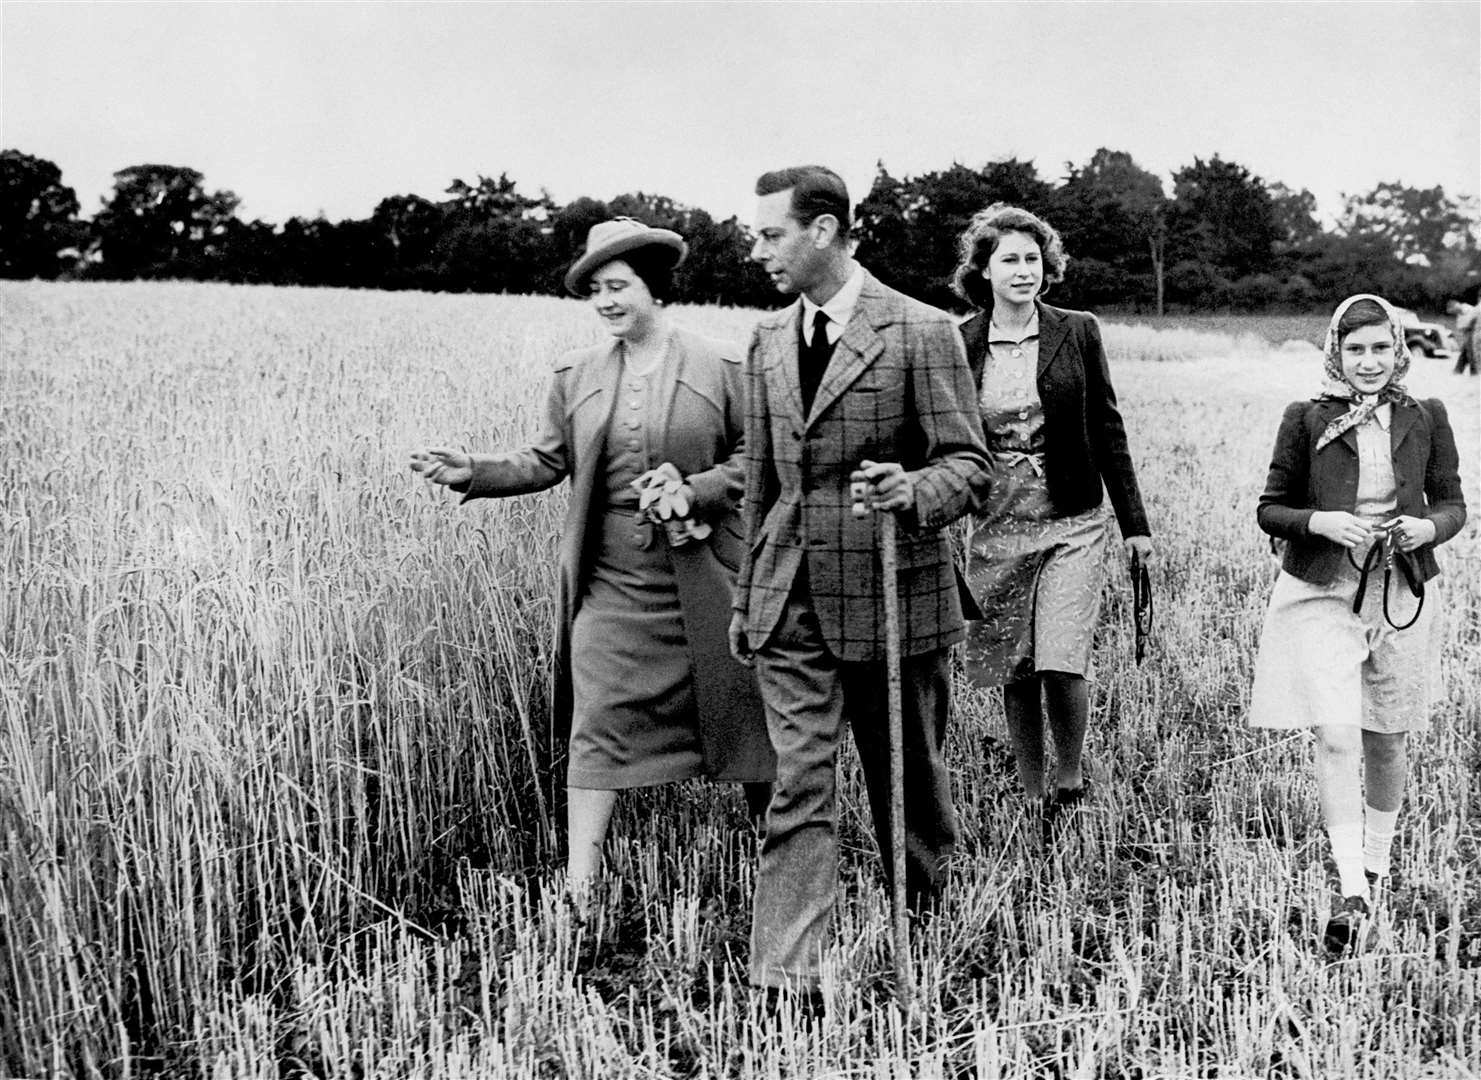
[1307,399,1359,456]
[805,272,887,426]
[1336,418,1361,456]
[764,303,807,428]
[959,311,989,387]
[654,329,683,463]
[578,341,624,466]
[807,317,884,426]
[1389,401,1419,456]
[1035,302,1070,378]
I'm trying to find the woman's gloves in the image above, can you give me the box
[633,462,711,545]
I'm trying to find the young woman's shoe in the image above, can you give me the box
[1042,777,1092,843]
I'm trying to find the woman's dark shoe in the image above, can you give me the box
[1323,894,1371,955]
[1042,778,1092,842]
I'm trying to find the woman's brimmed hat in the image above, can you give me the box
[564,217,687,296]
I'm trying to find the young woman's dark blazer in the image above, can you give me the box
[1256,396,1466,585]
[959,301,1149,538]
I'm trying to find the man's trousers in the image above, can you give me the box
[748,585,958,990]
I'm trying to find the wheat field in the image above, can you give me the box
[2,281,1478,1079]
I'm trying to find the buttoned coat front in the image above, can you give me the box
[734,270,992,661]
[459,327,774,781]
[1257,396,1466,585]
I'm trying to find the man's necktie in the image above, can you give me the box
[800,310,834,414]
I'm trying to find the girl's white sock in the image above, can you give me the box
[1328,822,1369,899]
[1363,806,1399,878]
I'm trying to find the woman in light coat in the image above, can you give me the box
[412,219,774,906]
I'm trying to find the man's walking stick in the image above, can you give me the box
[854,472,915,1013]
[878,510,914,1013]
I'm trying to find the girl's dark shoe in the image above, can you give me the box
[1323,894,1371,954]
[1364,869,1385,906]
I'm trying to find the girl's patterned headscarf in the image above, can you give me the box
[1314,293,1412,452]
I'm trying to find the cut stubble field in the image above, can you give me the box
[2,281,1478,1078]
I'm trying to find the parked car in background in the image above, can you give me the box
[1394,307,1459,359]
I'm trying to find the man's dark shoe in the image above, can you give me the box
[1053,784,1088,810]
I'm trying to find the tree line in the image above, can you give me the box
[3,147,1477,314]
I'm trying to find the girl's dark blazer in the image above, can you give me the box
[959,302,1149,538]
[1257,397,1466,585]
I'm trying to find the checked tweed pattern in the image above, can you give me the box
[734,270,992,662]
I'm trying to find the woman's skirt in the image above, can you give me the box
[1247,550,1437,733]
[566,506,706,789]
[962,457,1109,686]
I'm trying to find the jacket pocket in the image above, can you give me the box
[565,383,605,421]
[712,518,745,574]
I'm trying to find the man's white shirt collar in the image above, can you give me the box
[801,263,865,345]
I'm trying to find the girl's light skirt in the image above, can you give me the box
[1248,553,1438,733]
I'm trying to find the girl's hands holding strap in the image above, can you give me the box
[1380,515,1437,553]
[1308,510,1372,549]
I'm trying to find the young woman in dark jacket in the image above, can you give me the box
[951,204,1152,821]
[1249,293,1465,951]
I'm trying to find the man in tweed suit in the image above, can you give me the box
[729,165,992,997]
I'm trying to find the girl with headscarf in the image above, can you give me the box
[1249,294,1466,952]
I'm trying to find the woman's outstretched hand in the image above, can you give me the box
[410,447,473,488]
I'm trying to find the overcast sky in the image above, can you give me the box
[3,1,1477,227]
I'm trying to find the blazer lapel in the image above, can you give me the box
[1316,400,1361,456]
[1301,399,1361,455]
[1035,302,1069,378]
[804,272,892,426]
[770,303,807,427]
[959,310,989,387]
[1389,401,1418,456]
[806,314,884,425]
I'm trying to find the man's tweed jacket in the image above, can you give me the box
[733,269,992,661]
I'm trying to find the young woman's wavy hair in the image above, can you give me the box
[951,203,1068,310]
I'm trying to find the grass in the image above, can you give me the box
[2,281,1478,1078]
[1100,312,1335,349]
